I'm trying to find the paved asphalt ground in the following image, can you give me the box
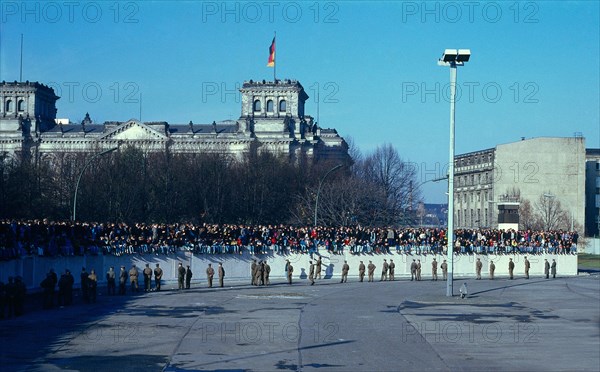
[1,273,599,372]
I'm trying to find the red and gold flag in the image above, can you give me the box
[267,37,275,67]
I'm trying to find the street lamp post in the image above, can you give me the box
[314,164,343,226]
[438,49,470,297]
[72,147,118,221]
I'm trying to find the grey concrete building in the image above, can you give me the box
[0,79,349,163]
[585,149,600,237]
[454,137,586,232]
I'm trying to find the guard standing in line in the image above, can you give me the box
[143,264,153,291]
[154,263,163,291]
[489,260,496,280]
[309,261,315,285]
[358,261,366,282]
[341,261,349,283]
[551,259,557,278]
[80,267,89,303]
[218,263,225,288]
[206,264,215,287]
[106,267,116,295]
[475,258,483,280]
[544,259,550,279]
[251,260,257,285]
[286,260,294,285]
[432,258,438,281]
[88,269,98,303]
[416,259,422,281]
[367,261,376,282]
[177,263,185,290]
[119,266,127,295]
[389,259,395,281]
[264,262,271,285]
[441,260,448,280]
[129,264,139,293]
[185,265,193,289]
[380,259,389,281]
[524,257,530,279]
[410,259,418,281]
[316,257,322,280]
[508,258,515,279]
[255,261,264,286]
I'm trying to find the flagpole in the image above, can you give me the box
[274,31,276,82]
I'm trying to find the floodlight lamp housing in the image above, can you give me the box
[456,49,471,62]
[442,49,458,62]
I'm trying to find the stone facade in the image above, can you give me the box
[0,79,349,163]
[585,149,600,237]
[454,137,587,232]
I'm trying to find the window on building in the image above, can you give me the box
[470,175,474,185]
[484,209,488,226]
[266,100,274,112]
[253,100,261,112]
[5,100,13,112]
[279,100,286,111]
[17,100,25,111]
[477,192,481,202]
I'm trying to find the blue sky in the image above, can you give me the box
[1,1,598,203]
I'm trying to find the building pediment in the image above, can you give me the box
[100,120,167,141]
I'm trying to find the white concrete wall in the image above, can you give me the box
[0,249,577,289]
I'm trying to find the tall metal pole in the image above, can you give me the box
[446,63,457,297]
[314,164,343,226]
[72,148,118,221]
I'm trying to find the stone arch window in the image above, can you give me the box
[266,100,274,112]
[279,99,287,112]
[5,99,13,112]
[17,99,25,111]
[253,100,261,112]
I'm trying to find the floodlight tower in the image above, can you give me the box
[438,49,470,297]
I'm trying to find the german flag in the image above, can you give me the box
[267,37,275,67]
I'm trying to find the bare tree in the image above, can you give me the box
[534,193,569,230]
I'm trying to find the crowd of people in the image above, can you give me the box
[0,219,579,261]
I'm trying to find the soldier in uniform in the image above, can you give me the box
[255,261,264,286]
[286,260,294,284]
[441,260,448,280]
[380,259,389,281]
[206,264,215,287]
[475,258,483,280]
[80,267,89,303]
[154,263,163,291]
[416,260,422,281]
[544,259,550,279]
[524,257,530,279]
[119,266,127,295]
[389,259,395,281]
[251,260,257,285]
[177,263,185,290]
[41,273,54,309]
[218,263,225,288]
[489,260,496,280]
[508,258,515,279]
[14,277,26,316]
[309,261,315,285]
[358,261,366,282]
[143,264,153,291]
[129,264,139,293]
[551,259,557,278]
[106,267,116,295]
[410,259,418,281]
[88,269,98,303]
[264,262,271,285]
[367,261,376,282]
[341,261,350,283]
[316,257,322,280]
[432,258,438,281]
[185,265,193,289]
